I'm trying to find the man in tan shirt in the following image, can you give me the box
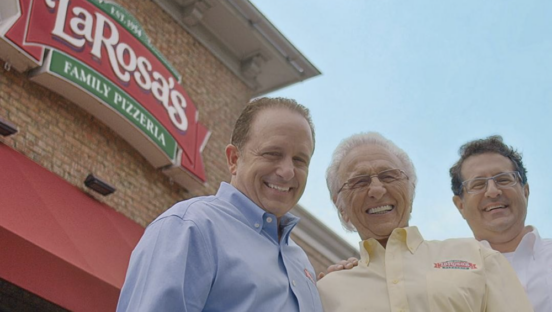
[317,132,532,312]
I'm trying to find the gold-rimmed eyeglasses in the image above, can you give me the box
[337,168,409,194]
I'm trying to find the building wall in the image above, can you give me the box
[0,0,253,227]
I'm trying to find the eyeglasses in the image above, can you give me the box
[337,168,408,194]
[461,171,521,194]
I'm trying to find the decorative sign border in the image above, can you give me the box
[0,0,210,187]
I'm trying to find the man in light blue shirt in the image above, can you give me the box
[117,97,322,312]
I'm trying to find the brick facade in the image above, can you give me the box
[0,0,340,308]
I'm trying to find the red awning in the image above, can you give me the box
[0,143,144,311]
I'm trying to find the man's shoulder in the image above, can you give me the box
[539,236,552,254]
[427,236,481,247]
[425,237,496,255]
[154,194,226,223]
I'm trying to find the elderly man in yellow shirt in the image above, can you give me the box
[316,132,533,312]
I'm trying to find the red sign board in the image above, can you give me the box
[0,0,210,186]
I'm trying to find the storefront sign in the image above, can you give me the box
[0,0,210,186]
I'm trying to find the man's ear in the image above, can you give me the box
[331,194,345,220]
[225,144,239,175]
[339,207,350,224]
[452,195,467,220]
[524,183,530,199]
[334,192,354,228]
[335,197,350,224]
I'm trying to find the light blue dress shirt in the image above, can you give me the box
[117,182,322,312]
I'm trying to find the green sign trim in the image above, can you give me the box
[49,50,178,160]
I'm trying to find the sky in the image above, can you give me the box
[250,0,552,247]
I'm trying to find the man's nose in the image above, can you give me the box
[276,158,295,181]
[367,177,387,200]
[485,180,502,198]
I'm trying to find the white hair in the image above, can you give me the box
[326,132,417,231]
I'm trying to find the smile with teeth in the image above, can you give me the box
[266,183,291,192]
[484,204,506,212]
[366,205,394,214]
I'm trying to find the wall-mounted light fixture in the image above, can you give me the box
[0,116,18,136]
[84,174,116,196]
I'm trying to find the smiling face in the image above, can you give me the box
[337,144,413,242]
[226,107,314,219]
[453,153,529,248]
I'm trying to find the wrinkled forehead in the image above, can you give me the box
[339,144,403,179]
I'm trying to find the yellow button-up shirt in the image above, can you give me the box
[317,226,533,312]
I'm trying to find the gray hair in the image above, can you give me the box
[326,132,417,231]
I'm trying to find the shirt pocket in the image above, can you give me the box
[426,269,485,312]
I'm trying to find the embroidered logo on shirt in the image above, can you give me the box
[434,260,477,270]
[304,269,315,284]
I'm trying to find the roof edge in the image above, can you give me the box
[153,0,321,95]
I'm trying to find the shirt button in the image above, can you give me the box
[266,217,273,223]
[292,280,296,286]
[392,279,399,284]
[254,223,260,228]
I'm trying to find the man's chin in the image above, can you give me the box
[261,199,296,217]
[484,218,517,233]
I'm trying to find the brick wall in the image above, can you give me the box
[0,0,252,227]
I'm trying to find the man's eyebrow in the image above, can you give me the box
[350,166,393,176]
[258,145,282,152]
[466,172,506,180]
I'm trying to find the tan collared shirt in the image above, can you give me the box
[317,226,533,312]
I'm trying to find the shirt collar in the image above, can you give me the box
[279,213,300,244]
[516,225,542,259]
[403,226,425,253]
[216,182,300,242]
[359,226,424,263]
